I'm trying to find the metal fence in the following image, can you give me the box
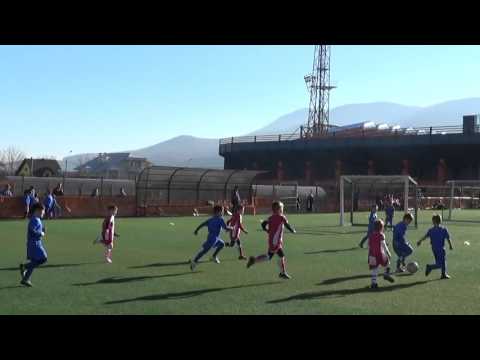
[219,125,470,145]
[3,176,136,197]
[136,166,266,206]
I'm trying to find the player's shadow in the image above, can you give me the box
[72,272,199,286]
[0,285,23,290]
[104,281,281,305]
[129,261,190,269]
[267,281,429,304]
[0,263,90,271]
[305,247,359,255]
[130,258,236,269]
[317,274,372,285]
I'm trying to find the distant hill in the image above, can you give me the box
[249,98,480,134]
[63,98,480,169]
[131,136,222,168]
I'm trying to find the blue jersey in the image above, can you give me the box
[24,194,31,207]
[367,212,377,233]
[43,194,54,209]
[205,216,228,239]
[385,205,394,218]
[426,226,450,250]
[27,216,47,260]
[393,221,408,244]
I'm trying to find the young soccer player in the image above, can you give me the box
[43,189,55,219]
[359,204,378,248]
[190,205,232,270]
[19,203,47,287]
[23,189,34,218]
[246,201,296,279]
[392,213,414,272]
[225,205,248,260]
[368,219,395,289]
[385,198,395,230]
[93,205,119,263]
[417,214,453,279]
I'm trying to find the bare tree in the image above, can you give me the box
[0,146,26,175]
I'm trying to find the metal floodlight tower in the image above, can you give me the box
[303,45,335,137]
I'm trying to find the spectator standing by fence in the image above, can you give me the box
[307,191,314,212]
[53,183,64,196]
[1,184,13,197]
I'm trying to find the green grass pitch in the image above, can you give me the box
[1,210,479,314]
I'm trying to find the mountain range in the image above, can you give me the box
[63,98,480,169]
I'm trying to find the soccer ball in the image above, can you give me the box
[406,262,419,274]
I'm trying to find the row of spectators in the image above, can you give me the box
[1,182,128,198]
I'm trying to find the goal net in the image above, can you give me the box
[340,175,418,228]
[446,180,480,222]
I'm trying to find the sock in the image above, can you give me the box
[385,266,391,274]
[194,247,209,263]
[238,246,245,257]
[371,268,378,284]
[396,258,402,269]
[212,243,224,258]
[255,254,269,263]
[278,257,286,273]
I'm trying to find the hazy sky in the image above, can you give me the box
[1,45,480,158]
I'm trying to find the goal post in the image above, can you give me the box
[340,175,418,228]
[446,180,480,222]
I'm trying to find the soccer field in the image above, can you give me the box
[1,211,479,315]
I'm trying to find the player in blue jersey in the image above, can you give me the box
[43,189,55,219]
[23,189,33,218]
[392,213,414,272]
[359,205,378,248]
[417,214,453,279]
[384,198,395,230]
[19,203,48,287]
[190,205,233,271]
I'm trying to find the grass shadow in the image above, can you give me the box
[105,281,281,305]
[0,263,92,271]
[267,281,430,304]
[305,247,359,255]
[73,272,199,286]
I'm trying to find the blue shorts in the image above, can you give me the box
[202,237,225,251]
[432,247,446,265]
[27,241,48,262]
[393,241,413,258]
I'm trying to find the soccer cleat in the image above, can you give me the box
[105,257,112,264]
[359,242,364,249]
[190,259,196,271]
[441,274,451,279]
[370,283,379,289]
[246,256,255,268]
[238,255,247,260]
[425,265,432,277]
[20,279,33,287]
[19,264,26,279]
[383,273,395,283]
[396,266,405,273]
[212,257,220,264]
[279,272,291,280]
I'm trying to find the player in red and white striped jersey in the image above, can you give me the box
[247,201,296,279]
[226,205,248,260]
